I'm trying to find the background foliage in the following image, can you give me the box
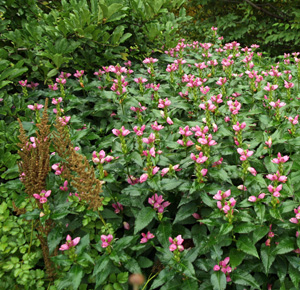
[182,0,300,56]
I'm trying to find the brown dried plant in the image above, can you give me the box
[17,98,56,280]
[52,115,104,211]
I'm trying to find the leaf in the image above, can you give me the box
[48,226,63,254]
[93,255,110,277]
[218,223,233,236]
[156,221,172,248]
[231,271,260,288]
[58,265,84,290]
[233,223,256,234]
[134,207,156,234]
[289,264,300,288]
[229,248,245,268]
[117,272,129,284]
[137,256,153,268]
[210,271,226,290]
[236,235,259,258]
[161,178,183,191]
[75,234,90,255]
[173,202,197,224]
[150,269,174,289]
[253,225,269,244]
[200,192,215,208]
[260,244,276,274]
[274,237,295,255]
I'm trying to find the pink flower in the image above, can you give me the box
[27,104,44,111]
[269,99,286,108]
[169,235,184,252]
[166,117,173,125]
[112,202,123,214]
[101,234,113,248]
[33,190,51,204]
[247,167,257,176]
[112,126,131,137]
[139,173,148,183]
[288,115,299,125]
[148,194,170,213]
[271,152,289,164]
[74,70,84,78]
[214,265,221,271]
[127,175,140,185]
[248,196,257,202]
[60,180,68,191]
[140,231,155,243]
[59,235,81,251]
[151,121,164,131]
[265,137,272,148]
[19,80,28,87]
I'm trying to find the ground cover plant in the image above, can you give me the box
[2,27,300,289]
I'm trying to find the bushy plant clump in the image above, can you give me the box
[2,28,300,289]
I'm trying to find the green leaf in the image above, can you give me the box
[156,221,172,248]
[229,248,246,268]
[274,237,295,255]
[260,244,276,274]
[134,207,156,234]
[253,225,269,244]
[236,235,259,258]
[47,226,63,254]
[231,271,260,288]
[150,269,174,289]
[117,272,129,284]
[173,202,197,224]
[211,271,226,290]
[137,256,153,268]
[218,223,233,236]
[289,264,300,288]
[161,178,183,191]
[233,223,256,234]
[58,265,84,290]
[75,234,90,255]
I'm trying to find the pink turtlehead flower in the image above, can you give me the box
[151,121,164,131]
[191,152,208,164]
[158,98,171,108]
[56,77,66,85]
[247,167,257,176]
[101,234,113,248]
[200,86,210,95]
[179,126,193,137]
[264,82,278,91]
[237,185,247,191]
[161,164,181,177]
[148,193,170,213]
[74,70,84,78]
[33,190,51,204]
[216,77,227,86]
[211,94,223,104]
[52,163,64,175]
[139,173,148,183]
[142,133,155,144]
[266,171,287,183]
[52,97,63,105]
[169,235,184,252]
[112,126,131,137]
[227,100,241,115]
[270,99,286,108]
[49,83,58,91]
[268,184,283,197]
[60,180,68,191]
[19,80,28,87]
[290,206,300,224]
[284,80,294,89]
[143,57,158,64]
[213,190,231,201]
[58,116,71,126]
[197,134,217,146]
[232,122,246,132]
[134,77,148,84]
[237,148,253,161]
[133,125,146,136]
[271,152,289,164]
[199,100,216,111]
[59,235,80,251]
[112,202,123,214]
[248,196,257,202]
[127,175,139,185]
[265,137,272,148]
[212,157,223,167]
[140,232,155,243]
[288,115,299,125]
[166,117,173,125]
[27,104,44,111]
